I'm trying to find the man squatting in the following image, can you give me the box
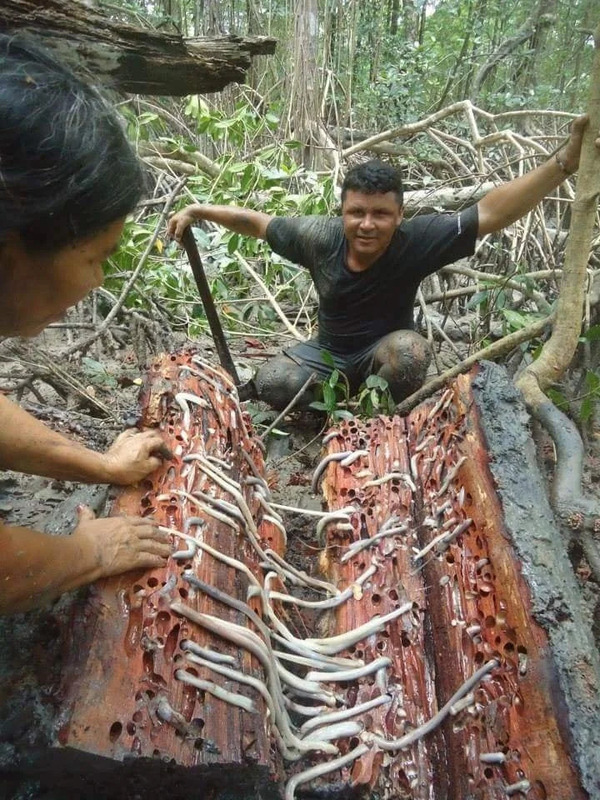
[169,117,600,411]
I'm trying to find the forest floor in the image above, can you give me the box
[1,322,600,799]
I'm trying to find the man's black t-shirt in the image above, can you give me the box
[266,206,479,354]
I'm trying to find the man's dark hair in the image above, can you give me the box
[341,160,403,207]
[0,34,145,252]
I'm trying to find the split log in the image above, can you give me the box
[0,0,276,96]
[311,362,598,799]
[54,352,285,797]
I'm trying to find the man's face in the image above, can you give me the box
[342,190,403,266]
[0,218,125,337]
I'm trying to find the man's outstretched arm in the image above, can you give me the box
[168,204,273,242]
[477,115,600,237]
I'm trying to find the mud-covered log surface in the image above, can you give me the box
[0,0,276,96]
[1,361,599,799]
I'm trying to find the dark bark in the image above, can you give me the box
[0,0,276,96]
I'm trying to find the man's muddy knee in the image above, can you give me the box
[255,356,317,411]
[372,330,432,402]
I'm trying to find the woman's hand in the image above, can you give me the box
[73,505,172,577]
[100,429,172,486]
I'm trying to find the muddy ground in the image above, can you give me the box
[1,323,600,799]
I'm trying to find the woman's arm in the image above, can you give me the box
[0,507,172,614]
[0,394,169,485]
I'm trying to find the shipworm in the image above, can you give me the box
[315,508,354,543]
[411,518,473,563]
[479,752,507,765]
[273,651,357,673]
[340,449,369,467]
[185,454,278,568]
[262,513,288,545]
[282,697,328,717]
[284,742,369,800]
[268,563,377,611]
[174,391,210,429]
[171,603,323,749]
[302,720,363,742]
[205,453,232,471]
[300,694,391,737]
[169,489,240,532]
[311,451,354,493]
[304,602,417,656]
[269,502,348,518]
[429,387,454,419]
[449,693,475,717]
[306,656,391,684]
[175,669,257,713]
[265,548,339,596]
[322,430,341,445]
[363,472,417,492]
[240,449,270,490]
[191,355,236,390]
[183,651,301,762]
[181,639,238,666]
[435,456,468,498]
[366,659,498,751]
[173,603,339,756]
[504,781,531,796]
[341,524,409,563]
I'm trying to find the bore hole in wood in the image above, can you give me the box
[132,711,143,723]
[483,768,494,780]
[193,717,205,730]
[109,721,122,743]
[126,722,136,736]
[147,577,159,588]
[372,593,381,605]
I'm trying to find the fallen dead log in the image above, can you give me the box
[0,0,276,95]
[4,361,598,799]
[310,362,599,799]
[54,352,286,797]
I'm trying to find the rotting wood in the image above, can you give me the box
[0,0,276,96]
[56,351,285,795]
[16,360,597,799]
[312,366,589,799]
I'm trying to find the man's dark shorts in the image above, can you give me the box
[284,338,382,394]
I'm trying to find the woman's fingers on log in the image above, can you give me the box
[74,512,172,578]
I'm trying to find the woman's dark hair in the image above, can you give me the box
[0,34,145,252]
[341,160,404,207]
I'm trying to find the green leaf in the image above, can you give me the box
[582,325,600,342]
[467,290,490,310]
[320,350,336,368]
[546,388,569,412]
[501,309,529,330]
[309,401,329,411]
[365,374,388,390]
[580,396,594,423]
[329,369,340,388]
[322,383,336,408]
[334,409,355,421]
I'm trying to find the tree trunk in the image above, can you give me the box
[0,0,276,96]
[516,22,600,409]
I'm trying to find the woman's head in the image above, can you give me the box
[0,34,145,336]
